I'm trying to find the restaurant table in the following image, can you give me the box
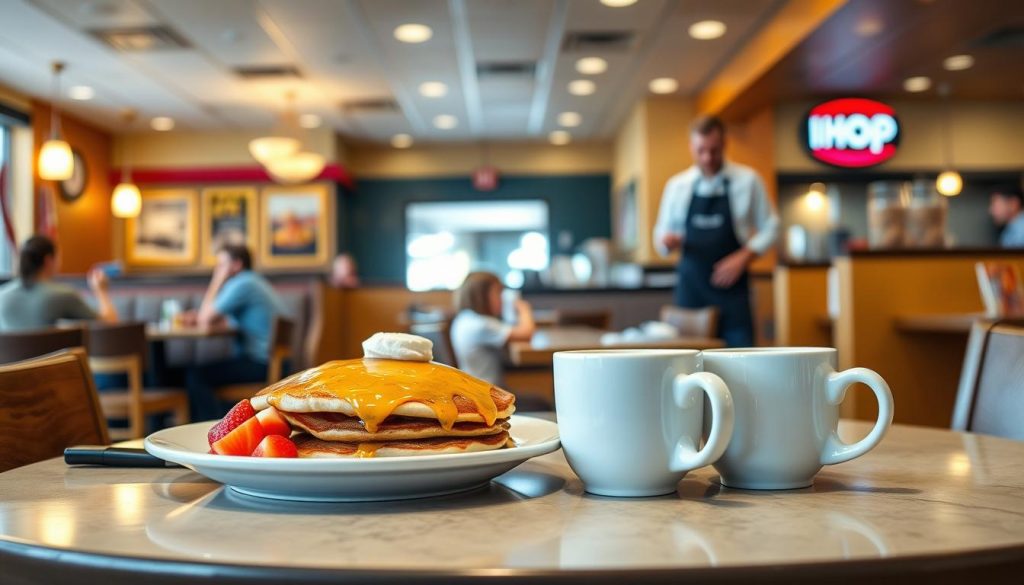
[145,324,238,342]
[2,420,1022,584]
[508,326,726,367]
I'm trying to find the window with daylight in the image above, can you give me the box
[0,123,12,277]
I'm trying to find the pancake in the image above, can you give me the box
[283,412,511,442]
[252,358,516,432]
[293,431,512,458]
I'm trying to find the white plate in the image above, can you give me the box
[144,415,560,502]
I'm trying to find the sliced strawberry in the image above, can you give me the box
[212,417,266,456]
[255,406,292,437]
[207,399,256,447]
[252,435,298,458]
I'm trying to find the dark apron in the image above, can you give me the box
[674,177,754,347]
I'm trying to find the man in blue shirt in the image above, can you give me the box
[989,184,1024,248]
[184,244,285,420]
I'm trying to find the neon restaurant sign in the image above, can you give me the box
[804,98,900,168]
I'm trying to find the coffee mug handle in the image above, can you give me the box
[669,372,734,472]
[820,368,895,465]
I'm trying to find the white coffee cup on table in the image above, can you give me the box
[554,349,734,497]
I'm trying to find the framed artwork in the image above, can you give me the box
[125,188,199,267]
[259,183,333,269]
[201,186,258,266]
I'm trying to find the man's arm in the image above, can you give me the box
[653,178,686,257]
[197,265,233,327]
[710,174,779,288]
[87,270,118,323]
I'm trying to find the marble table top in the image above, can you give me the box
[1,421,1023,584]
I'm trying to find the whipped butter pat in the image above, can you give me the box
[362,332,434,362]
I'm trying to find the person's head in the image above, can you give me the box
[989,184,1024,226]
[330,253,360,288]
[215,243,252,277]
[690,115,727,177]
[454,271,503,318]
[18,235,58,282]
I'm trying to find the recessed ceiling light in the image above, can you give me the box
[391,133,413,149]
[575,57,608,75]
[557,112,582,128]
[600,0,637,6]
[150,116,174,131]
[433,114,458,130]
[943,54,974,71]
[418,81,448,98]
[68,85,94,101]
[549,131,571,145]
[299,114,322,129]
[854,18,884,37]
[648,77,679,94]
[394,23,432,43]
[903,76,932,93]
[568,79,596,96]
[689,20,727,40]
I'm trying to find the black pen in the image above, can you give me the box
[64,446,182,468]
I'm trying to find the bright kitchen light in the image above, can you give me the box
[943,54,974,71]
[903,76,932,93]
[150,116,175,131]
[575,57,608,75]
[648,77,679,94]
[549,130,571,145]
[391,133,414,148]
[568,79,596,96]
[557,112,582,127]
[433,114,458,130]
[68,85,94,101]
[418,81,448,98]
[688,20,727,40]
[600,0,637,6]
[299,114,322,129]
[394,23,433,43]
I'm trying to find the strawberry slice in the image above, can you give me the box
[255,406,292,437]
[212,417,266,456]
[252,435,298,458]
[207,399,256,447]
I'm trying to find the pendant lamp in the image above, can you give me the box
[112,109,141,218]
[38,62,74,181]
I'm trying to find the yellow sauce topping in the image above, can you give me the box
[263,358,499,433]
[354,443,381,458]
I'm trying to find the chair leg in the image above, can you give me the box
[128,364,145,439]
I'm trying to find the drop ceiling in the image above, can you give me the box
[0,0,784,142]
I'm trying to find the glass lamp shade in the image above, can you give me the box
[936,170,963,197]
[248,136,300,164]
[265,152,326,184]
[38,139,74,181]
[111,182,142,218]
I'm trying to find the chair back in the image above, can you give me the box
[86,322,147,364]
[557,309,611,330]
[410,321,457,367]
[953,319,1024,440]
[659,305,719,338]
[267,316,295,383]
[0,327,85,365]
[0,348,109,472]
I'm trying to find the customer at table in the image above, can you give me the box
[450,272,535,385]
[182,244,285,420]
[329,252,361,289]
[0,234,117,330]
[989,183,1024,247]
[652,115,779,347]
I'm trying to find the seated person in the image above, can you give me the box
[450,272,535,386]
[0,234,117,330]
[182,244,285,420]
[990,184,1024,247]
[329,252,361,289]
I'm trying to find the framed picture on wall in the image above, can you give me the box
[125,188,199,267]
[200,186,258,266]
[259,183,333,269]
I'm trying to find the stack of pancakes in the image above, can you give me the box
[250,358,516,458]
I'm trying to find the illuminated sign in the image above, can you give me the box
[804,98,900,168]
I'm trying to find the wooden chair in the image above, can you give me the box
[86,322,189,440]
[557,309,612,330]
[0,327,85,365]
[410,320,458,367]
[952,319,1024,440]
[0,348,109,473]
[216,316,294,403]
[659,305,720,338]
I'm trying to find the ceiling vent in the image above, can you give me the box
[232,65,303,79]
[561,31,636,53]
[340,99,400,114]
[476,61,537,78]
[970,26,1024,48]
[91,25,190,51]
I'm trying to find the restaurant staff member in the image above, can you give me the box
[989,184,1024,247]
[653,115,779,347]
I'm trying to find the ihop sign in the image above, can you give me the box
[803,98,900,168]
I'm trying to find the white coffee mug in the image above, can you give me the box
[554,349,734,497]
[702,348,894,490]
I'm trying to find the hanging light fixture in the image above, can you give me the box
[936,83,962,197]
[248,93,300,164]
[111,109,141,218]
[38,61,74,181]
[251,92,324,184]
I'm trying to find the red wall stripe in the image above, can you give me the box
[108,163,354,190]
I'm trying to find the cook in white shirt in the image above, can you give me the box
[652,116,779,347]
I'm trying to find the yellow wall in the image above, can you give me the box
[114,127,337,168]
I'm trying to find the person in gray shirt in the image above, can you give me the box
[989,184,1024,248]
[0,235,118,330]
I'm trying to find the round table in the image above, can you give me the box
[1,421,1023,584]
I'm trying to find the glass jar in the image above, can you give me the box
[904,179,948,248]
[867,181,907,249]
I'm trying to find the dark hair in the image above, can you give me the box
[690,115,726,137]
[992,183,1024,206]
[217,243,252,270]
[454,272,502,317]
[18,235,56,282]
